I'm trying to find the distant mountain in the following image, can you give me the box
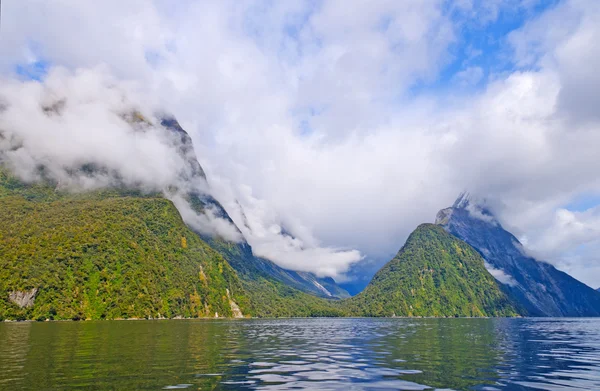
[161,117,349,300]
[436,193,600,317]
[337,260,383,296]
[345,224,519,317]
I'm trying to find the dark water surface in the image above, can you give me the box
[1,318,599,390]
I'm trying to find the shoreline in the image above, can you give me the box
[1,315,528,323]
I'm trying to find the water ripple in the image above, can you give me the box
[1,318,600,390]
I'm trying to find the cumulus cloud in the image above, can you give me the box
[1,0,600,284]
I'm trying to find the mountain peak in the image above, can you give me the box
[436,192,497,226]
[452,191,472,208]
[435,192,600,316]
[452,191,488,211]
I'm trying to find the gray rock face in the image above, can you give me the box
[436,194,600,317]
[226,289,244,318]
[9,288,38,308]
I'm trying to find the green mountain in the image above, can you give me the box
[0,108,346,320]
[0,168,345,320]
[345,224,520,317]
[0,170,252,321]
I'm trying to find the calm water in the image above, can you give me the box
[1,318,599,390]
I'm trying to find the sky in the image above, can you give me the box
[1,0,600,287]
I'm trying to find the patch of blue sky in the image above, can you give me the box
[299,119,312,136]
[12,40,50,81]
[409,0,561,96]
[15,59,49,81]
[564,193,600,213]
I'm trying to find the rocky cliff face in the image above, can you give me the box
[8,288,38,308]
[436,193,600,316]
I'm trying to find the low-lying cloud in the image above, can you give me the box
[0,67,362,277]
[484,262,518,287]
[0,67,243,242]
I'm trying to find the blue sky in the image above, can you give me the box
[414,1,561,94]
[15,59,49,81]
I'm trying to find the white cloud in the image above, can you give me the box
[1,0,600,285]
[452,66,484,87]
[523,207,600,280]
[207,181,363,278]
[170,194,243,243]
[484,262,518,287]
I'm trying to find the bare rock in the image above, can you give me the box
[9,288,38,308]
[226,288,244,318]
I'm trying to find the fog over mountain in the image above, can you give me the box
[1,0,600,285]
[0,69,360,279]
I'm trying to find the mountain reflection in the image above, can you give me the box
[1,318,599,390]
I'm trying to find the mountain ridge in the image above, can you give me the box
[436,194,600,316]
[2,102,598,319]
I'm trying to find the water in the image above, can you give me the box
[1,318,599,390]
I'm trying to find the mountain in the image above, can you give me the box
[0,111,345,320]
[345,224,519,317]
[161,117,349,300]
[0,169,249,321]
[436,193,600,317]
[0,168,344,320]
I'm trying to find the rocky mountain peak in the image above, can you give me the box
[436,192,497,227]
[452,191,472,209]
[434,192,600,317]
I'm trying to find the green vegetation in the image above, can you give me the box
[0,170,249,321]
[345,224,520,317]
[0,169,520,320]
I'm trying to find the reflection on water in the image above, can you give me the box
[1,318,599,390]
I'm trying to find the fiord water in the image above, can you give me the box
[1,318,599,390]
